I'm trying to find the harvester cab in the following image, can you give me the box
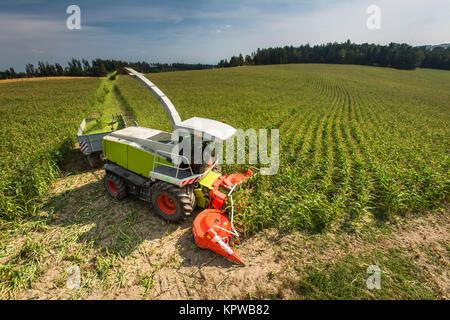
[102,67,253,264]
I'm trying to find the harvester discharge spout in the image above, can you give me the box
[123,67,182,129]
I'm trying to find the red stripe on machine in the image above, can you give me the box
[182,179,192,185]
[182,176,200,186]
[80,142,88,153]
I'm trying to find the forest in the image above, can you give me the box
[218,41,450,70]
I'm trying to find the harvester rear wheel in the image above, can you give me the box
[104,172,128,200]
[151,181,194,222]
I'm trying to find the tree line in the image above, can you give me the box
[218,41,450,70]
[2,41,449,79]
[0,58,214,80]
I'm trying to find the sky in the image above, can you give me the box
[1,0,449,71]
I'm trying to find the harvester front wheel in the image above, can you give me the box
[104,172,128,200]
[151,181,194,222]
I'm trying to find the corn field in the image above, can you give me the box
[116,64,449,232]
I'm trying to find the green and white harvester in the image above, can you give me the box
[101,68,240,222]
[94,68,255,264]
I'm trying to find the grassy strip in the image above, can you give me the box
[82,74,123,134]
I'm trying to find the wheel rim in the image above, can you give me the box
[107,179,117,195]
[157,195,176,215]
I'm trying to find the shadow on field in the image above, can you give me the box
[60,148,103,175]
[112,84,137,125]
[44,175,235,268]
[175,227,239,268]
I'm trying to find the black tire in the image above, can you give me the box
[151,181,194,222]
[104,171,128,200]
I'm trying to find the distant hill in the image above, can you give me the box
[219,41,450,71]
[423,43,450,50]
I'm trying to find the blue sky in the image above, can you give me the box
[1,0,449,71]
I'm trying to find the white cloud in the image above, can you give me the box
[214,24,233,34]
[82,5,185,24]
[0,12,109,69]
[183,0,450,65]
[236,0,450,48]
[31,49,45,54]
